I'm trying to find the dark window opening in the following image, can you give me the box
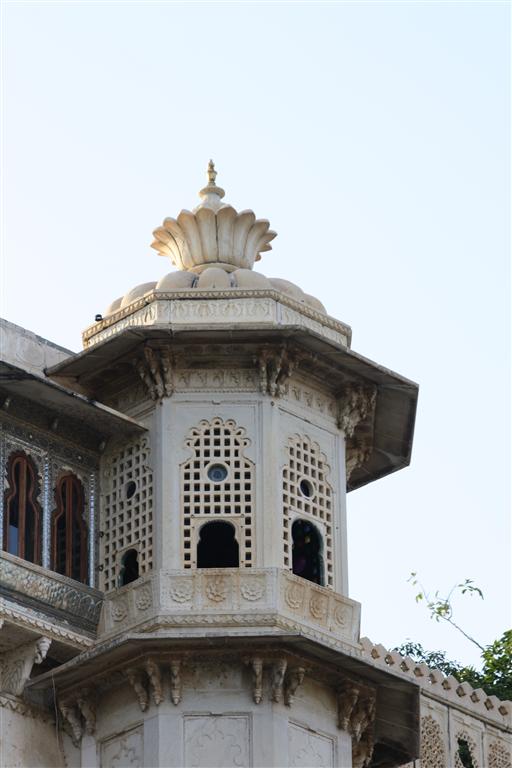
[457,739,475,768]
[125,480,137,500]
[197,521,239,568]
[52,475,88,583]
[120,549,139,586]
[292,519,324,586]
[3,452,41,564]
[299,479,314,498]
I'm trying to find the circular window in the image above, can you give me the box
[125,480,137,500]
[299,478,314,498]
[207,464,228,483]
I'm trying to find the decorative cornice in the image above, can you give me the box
[82,289,352,348]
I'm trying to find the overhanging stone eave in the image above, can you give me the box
[0,360,146,440]
[46,323,418,396]
[26,629,420,764]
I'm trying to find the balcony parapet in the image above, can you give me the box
[0,551,103,635]
[99,568,361,653]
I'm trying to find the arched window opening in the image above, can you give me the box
[3,452,41,564]
[197,521,239,569]
[119,548,139,586]
[52,474,88,583]
[457,739,476,768]
[292,519,324,586]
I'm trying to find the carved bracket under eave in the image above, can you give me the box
[336,384,377,437]
[132,346,174,401]
[0,636,51,696]
[243,656,306,706]
[337,679,377,768]
[58,689,96,746]
[256,347,307,397]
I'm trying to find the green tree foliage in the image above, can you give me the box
[399,573,512,701]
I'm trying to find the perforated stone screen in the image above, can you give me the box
[283,435,334,588]
[100,438,153,591]
[181,418,254,568]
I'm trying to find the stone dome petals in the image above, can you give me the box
[196,267,231,289]
[119,282,157,309]
[152,206,276,274]
[268,278,326,314]
[106,269,326,317]
[232,269,271,289]
[155,271,196,291]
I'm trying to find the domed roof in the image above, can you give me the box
[103,162,326,317]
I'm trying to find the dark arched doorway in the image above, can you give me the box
[291,519,324,585]
[197,521,239,568]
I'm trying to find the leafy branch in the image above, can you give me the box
[408,572,485,652]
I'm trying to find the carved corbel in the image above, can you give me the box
[76,690,96,735]
[133,346,174,401]
[337,680,360,731]
[59,699,83,746]
[250,657,264,704]
[337,680,377,768]
[351,688,376,742]
[257,347,301,398]
[345,436,372,483]
[352,728,375,768]
[125,667,149,711]
[336,384,377,436]
[169,659,182,705]
[145,658,163,705]
[271,659,287,703]
[284,666,306,706]
[0,636,52,696]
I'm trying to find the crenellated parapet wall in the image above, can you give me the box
[361,637,512,767]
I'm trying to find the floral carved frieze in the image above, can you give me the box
[101,569,360,650]
[0,553,102,628]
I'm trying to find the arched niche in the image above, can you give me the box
[197,520,240,569]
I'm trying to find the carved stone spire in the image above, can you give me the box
[151,162,277,273]
[196,159,226,212]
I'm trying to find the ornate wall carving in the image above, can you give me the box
[101,725,143,768]
[0,552,102,628]
[288,722,335,767]
[488,741,512,768]
[184,714,251,768]
[420,715,446,767]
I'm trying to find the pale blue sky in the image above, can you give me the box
[1,1,510,668]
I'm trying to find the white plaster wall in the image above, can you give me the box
[0,705,76,768]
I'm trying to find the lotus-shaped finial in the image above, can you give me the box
[151,161,277,273]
